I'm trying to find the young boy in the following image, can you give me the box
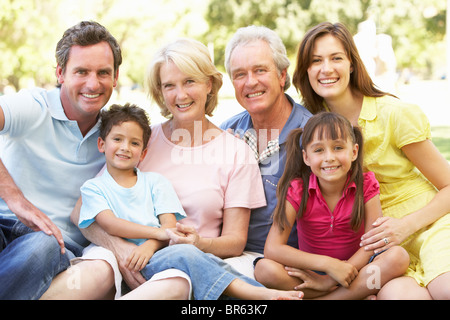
[78,103,186,273]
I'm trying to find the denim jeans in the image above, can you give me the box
[140,244,263,300]
[0,218,79,300]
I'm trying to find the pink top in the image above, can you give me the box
[286,172,379,260]
[138,123,266,238]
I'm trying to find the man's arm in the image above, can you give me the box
[0,159,65,252]
[0,102,65,252]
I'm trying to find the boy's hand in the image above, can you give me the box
[126,242,155,271]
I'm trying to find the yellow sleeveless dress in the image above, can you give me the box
[358,95,450,286]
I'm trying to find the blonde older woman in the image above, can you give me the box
[124,38,301,300]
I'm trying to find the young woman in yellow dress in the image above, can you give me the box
[292,22,450,299]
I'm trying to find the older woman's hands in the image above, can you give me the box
[166,223,201,247]
[360,216,409,253]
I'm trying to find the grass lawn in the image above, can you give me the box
[431,126,450,162]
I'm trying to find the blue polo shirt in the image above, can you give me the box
[0,87,105,250]
[220,94,312,253]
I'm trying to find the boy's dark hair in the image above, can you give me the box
[99,103,151,149]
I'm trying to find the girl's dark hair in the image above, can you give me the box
[99,103,151,150]
[273,112,364,231]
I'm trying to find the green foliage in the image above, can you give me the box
[0,0,63,91]
[432,126,450,162]
[203,0,447,74]
[0,0,447,91]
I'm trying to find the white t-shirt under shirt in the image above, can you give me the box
[138,123,266,238]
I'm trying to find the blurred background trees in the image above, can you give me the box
[2,0,449,160]
[0,0,446,92]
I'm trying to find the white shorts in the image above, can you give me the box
[224,250,263,280]
[71,244,192,299]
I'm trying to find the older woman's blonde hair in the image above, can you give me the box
[146,38,223,118]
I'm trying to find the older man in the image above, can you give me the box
[221,25,312,279]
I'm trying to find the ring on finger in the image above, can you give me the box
[383,237,389,245]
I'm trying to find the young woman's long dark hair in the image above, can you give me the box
[273,112,365,232]
[292,22,394,114]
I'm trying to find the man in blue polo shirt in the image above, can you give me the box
[0,21,122,299]
[220,26,312,279]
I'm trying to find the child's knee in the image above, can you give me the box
[386,246,410,272]
[254,258,281,286]
[375,246,410,276]
[85,260,114,282]
[169,277,191,299]
[76,260,115,297]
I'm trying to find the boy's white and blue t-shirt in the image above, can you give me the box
[79,168,186,245]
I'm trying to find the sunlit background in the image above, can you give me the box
[1,0,449,159]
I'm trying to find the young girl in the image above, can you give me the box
[254,112,409,299]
